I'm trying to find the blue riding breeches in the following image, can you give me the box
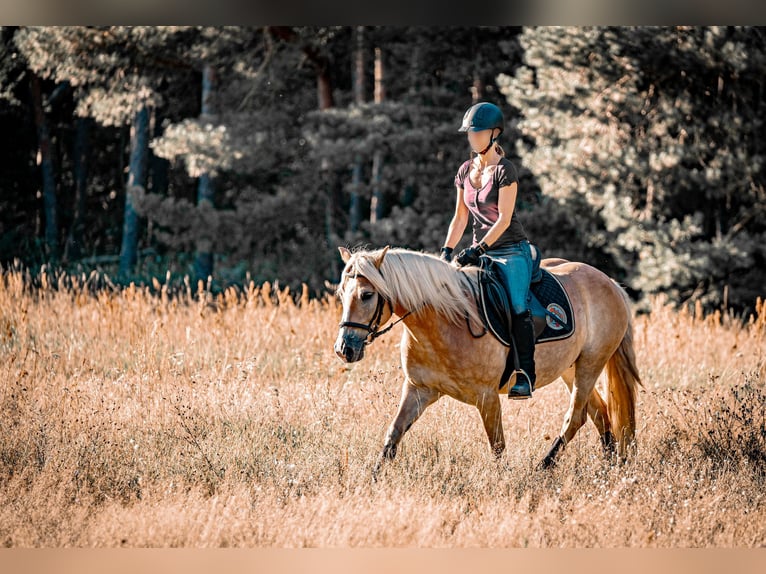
[484,240,533,315]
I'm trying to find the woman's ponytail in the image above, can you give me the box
[470,143,504,160]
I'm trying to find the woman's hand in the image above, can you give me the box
[439,247,454,262]
[455,242,487,267]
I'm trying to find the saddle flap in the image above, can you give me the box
[478,258,513,347]
[477,256,575,347]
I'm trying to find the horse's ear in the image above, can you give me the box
[338,246,352,263]
[374,246,390,270]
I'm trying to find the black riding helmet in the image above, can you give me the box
[459,102,504,133]
[459,102,504,154]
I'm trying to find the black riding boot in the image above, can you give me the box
[508,309,536,399]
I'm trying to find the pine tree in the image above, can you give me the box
[120,104,150,277]
[29,71,58,261]
[14,26,198,275]
[498,26,766,311]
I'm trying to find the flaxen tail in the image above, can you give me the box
[606,284,643,458]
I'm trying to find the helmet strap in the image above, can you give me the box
[477,129,498,155]
[478,136,495,155]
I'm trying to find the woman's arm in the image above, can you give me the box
[479,182,517,247]
[443,186,470,249]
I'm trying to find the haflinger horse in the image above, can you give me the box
[334,246,642,478]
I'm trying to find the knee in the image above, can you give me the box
[508,285,530,315]
[510,293,531,315]
[511,301,529,315]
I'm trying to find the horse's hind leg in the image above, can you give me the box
[586,386,615,457]
[373,379,440,481]
[558,372,615,459]
[540,367,600,469]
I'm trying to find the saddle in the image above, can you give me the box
[476,246,575,388]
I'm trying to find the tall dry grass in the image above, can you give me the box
[0,269,764,547]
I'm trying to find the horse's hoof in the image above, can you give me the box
[537,436,565,470]
[600,431,616,456]
[536,457,556,471]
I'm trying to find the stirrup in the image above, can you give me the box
[507,370,534,400]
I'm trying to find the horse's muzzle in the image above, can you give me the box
[334,332,365,363]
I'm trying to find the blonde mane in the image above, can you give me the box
[339,247,482,327]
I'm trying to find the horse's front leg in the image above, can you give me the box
[373,379,440,481]
[477,390,506,458]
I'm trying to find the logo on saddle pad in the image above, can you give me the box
[545,303,567,330]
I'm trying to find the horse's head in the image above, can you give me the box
[334,246,393,363]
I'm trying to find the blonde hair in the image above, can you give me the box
[339,247,482,327]
[470,143,505,160]
[470,128,505,160]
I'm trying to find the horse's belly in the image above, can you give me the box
[533,339,582,389]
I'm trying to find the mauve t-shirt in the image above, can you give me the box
[454,157,527,248]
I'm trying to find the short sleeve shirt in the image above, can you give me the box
[454,157,527,248]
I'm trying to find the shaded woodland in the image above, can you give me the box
[1,26,764,311]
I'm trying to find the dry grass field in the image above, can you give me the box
[0,268,764,547]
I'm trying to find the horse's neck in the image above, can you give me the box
[385,253,480,330]
[400,305,474,359]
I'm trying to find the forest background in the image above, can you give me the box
[1,26,765,313]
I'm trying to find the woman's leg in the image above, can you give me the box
[488,243,536,398]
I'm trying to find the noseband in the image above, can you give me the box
[338,273,411,345]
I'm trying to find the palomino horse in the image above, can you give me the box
[334,246,642,476]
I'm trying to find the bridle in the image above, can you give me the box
[338,273,411,345]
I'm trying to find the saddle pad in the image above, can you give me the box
[477,261,574,347]
[530,269,575,343]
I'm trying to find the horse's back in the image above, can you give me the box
[542,257,631,338]
[542,258,612,284]
[541,257,570,268]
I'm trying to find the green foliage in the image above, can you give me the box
[1,26,764,309]
[498,26,766,310]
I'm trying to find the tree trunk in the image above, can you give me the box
[471,42,484,103]
[349,26,366,233]
[150,111,169,197]
[119,104,150,277]
[314,41,339,279]
[317,65,334,111]
[270,27,335,110]
[370,46,386,224]
[472,68,485,103]
[146,110,169,256]
[353,26,366,104]
[65,116,90,261]
[402,39,421,207]
[30,73,58,262]
[194,64,218,283]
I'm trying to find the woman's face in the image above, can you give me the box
[467,128,494,153]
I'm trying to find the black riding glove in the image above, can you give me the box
[455,241,488,267]
[439,247,453,262]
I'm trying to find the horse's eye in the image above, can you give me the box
[361,292,375,302]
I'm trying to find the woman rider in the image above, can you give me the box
[439,102,536,399]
